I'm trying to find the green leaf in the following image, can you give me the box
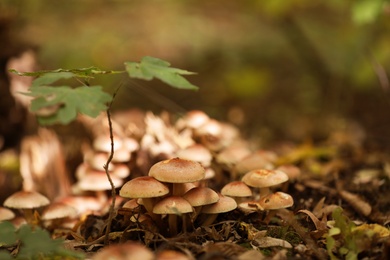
[17,225,63,258]
[125,56,199,90]
[9,67,124,81]
[352,0,384,25]
[32,72,74,88]
[0,221,17,246]
[23,85,112,125]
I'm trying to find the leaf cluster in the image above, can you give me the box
[326,207,382,260]
[10,56,198,126]
[0,221,83,260]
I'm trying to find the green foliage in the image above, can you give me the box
[23,86,112,125]
[352,0,385,25]
[10,57,199,126]
[125,56,198,90]
[0,221,84,259]
[326,207,377,260]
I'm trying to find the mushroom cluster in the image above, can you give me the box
[2,108,299,243]
[119,157,238,236]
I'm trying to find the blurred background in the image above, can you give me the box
[1,0,390,148]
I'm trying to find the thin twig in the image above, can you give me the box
[103,84,122,245]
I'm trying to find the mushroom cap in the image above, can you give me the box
[201,193,237,214]
[156,249,190,260]
[176,144,212,167]
[259,192,294,210]
[119,176,169,199]
[234,150,277,175]
[92,241,154,260]
[242,169,289,188]
[77,171,123,191]
[221,181,253,198]
[183,187,219,207]
[41,202,77,220]
[238,201,264,212]
[3,191,50,209]
[0,206,15,221]
[149,158,205,183]
[153,196,193,215]
[181,110,210,129]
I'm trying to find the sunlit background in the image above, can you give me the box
[2,0,390,147]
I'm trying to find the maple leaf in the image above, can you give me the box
[23,85,112,125]
[125,56,199,90]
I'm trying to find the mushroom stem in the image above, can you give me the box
[141,198,161,225]
[172,184,186,196]
[200,213,218,227]
[259,187,271,198]
[168,214,178,236]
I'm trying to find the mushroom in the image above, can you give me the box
[119,176,169,224]
[148,158,205,196]
[221,181,253,203]
[153,196,193,236]
[234,150,277,176]
[156,249,191,260]
[176,144,212,167]
[74,170,123,204]
[0,206,15,222]
[3,191,50,225]
[241,169,289,198]
[200,193,237,226]
[259,191,294,210]
[92,241,154,260]
[258,191,294,224]
[183,187,220,222]
[41,202,77,229]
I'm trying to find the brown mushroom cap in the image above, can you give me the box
[153,196,193,215]
[201,193,237,214]
[183,187,219,207]
[221,181,252,198]
[77,171,123,191]
[3,191,50,209]
[0,206,15,221]
[234,151,277,175]
[149,157,205,183]
[259,192,294,210]
[242,169,289,188]
[41,202,77,220]
[92,241,154,260]
[119,176,169,199]
[176,144,212,167]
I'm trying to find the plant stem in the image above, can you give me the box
[103,85,121,245]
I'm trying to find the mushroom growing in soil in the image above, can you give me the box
[3,191,50,225]
[149,157,205,196]
[183,187,220,222]
[41,202,77,229]
[119,176,169,224]
[258,191,294,224]
[153,196,193,236]
[0,206,15,222]
[221,181,253,203]
[92,241,154,260]
[242,169,289,198]
[200,193,237,226]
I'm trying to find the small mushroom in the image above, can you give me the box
[221,181,253,203]
[183,187,219,222]
[149,158,205,196]
[242,169,289,198]
[119,176,169,224]
[200,193,237,226]
[153,196,193,236]
[3,191,50,225]
[41,202,77,229]
[92,241,154,260]
[0,206,15,222]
